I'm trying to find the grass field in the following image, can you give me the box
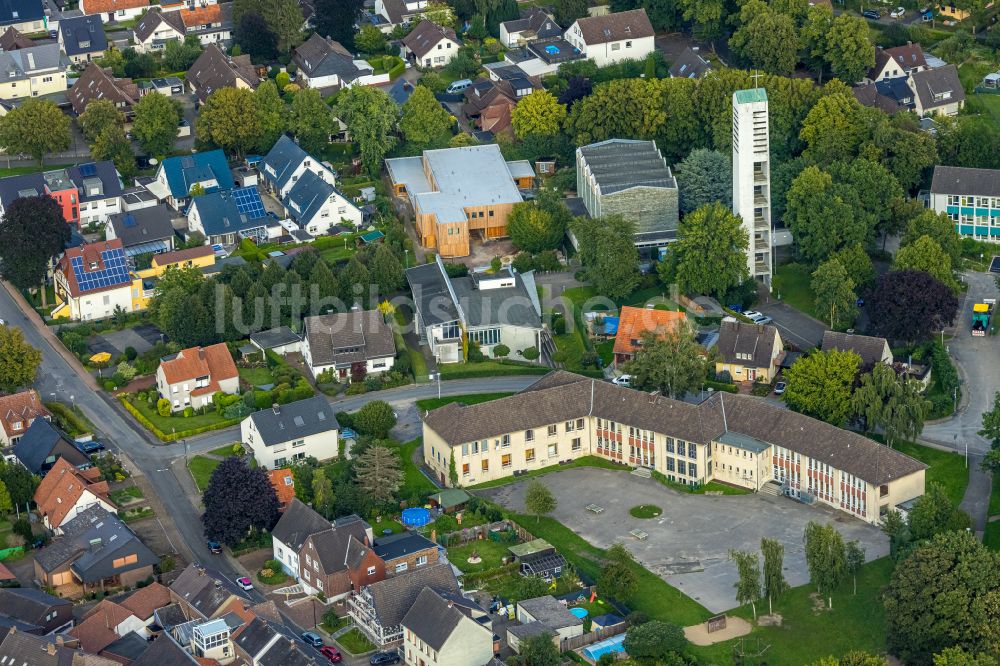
[239,366,274,386]
[371,517,404,535]
[209,444,241,457]
[130,398,234,434]
[596,339,614,366]
[892,439,968,507]
[188,456,220,492]
[438,360,549,379]
[397,438,437,500]
[468,456,631,490]
[336,628,375,655]
[0,163,71,177]
[446,539,512,573]
[773,262,817,318]
[415,393,513,411]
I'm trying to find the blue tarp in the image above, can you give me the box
[603,316,619,336]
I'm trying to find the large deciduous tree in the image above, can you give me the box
[625,323,707,400]
[92,126,136,181]
[77,99,125,145]
[0,196,69,291]
[0,99,71,165]
[336,86,398,176]
[675,148,731,213]
[784,349,860,426]
[903,211,961,267]
[729,0,800,75]
[0,326,41,392]
[799,93,867,164]
[829,244,875,292]
[785,166,870,265]
[289,88,334,155]
[979,391,1000,471]
[801,5,833,81]
[354,400,397,438]
[524,480,556,522]
[235,12,278,60]
[399,85,453,149]
[761,537,789,614]
[811,258,857,330]
[804,521,847,609]
[519,633,561,666]
[730,549,762,619]
[507,201,566,253]
[893,235,960,293]
[510,90,567,139]
[553,0,588,25]
[852,363,930,448]
[571,215,641,300]
[868,270,958,343]
[233,0,303,51]
[197,87,261,158]
[623,621,688,661]
[0,460,38,508]
[598,543,638,601]
[202,457,279,546]
[825,14,875,83]
[672,201,749,298]
[353,443,403,505]
[131,92,181,158]
[254,80,288,153]
[906,482,970,542]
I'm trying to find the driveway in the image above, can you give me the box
[480,467,887,613]
[756,301,827,350]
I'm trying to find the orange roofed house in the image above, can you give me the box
[34,457,116,533]
[80,0,151,22]
[156,343,239,413]
[269,468,296,511]
[0,389,50,445]
[613,306,687,368]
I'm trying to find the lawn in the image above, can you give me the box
[438,360,549,379]
[371,517,404,535]
[336,628,375,655]
[397,438,438,500]
[468,456,631,490]
[128,397,236,435]
[109,485,143,505]
[891,439,968,507]
[773,262,817,318]
[629,504,662,519]
[415,393,513,411]
[446,538,512,573]
[209,444,241,457]
[188,456,220,492]
[119,507,155,523]
[596,339,614,367]
[0,163,71,177]
[239,366,274,386]
[393,311,428,382]
[321,613,351,635]
[985,472,1000,551]
[653,472,751,496]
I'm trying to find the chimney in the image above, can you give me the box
[272,403,280,415]
[447,600,454,608]
[46,643,57,656]
[56,636,64,647]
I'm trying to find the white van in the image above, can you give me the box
[446,79,473,94]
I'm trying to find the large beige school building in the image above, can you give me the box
[422,372,926,524]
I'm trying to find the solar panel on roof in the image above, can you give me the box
[123,214,136,227]
[231,186,266,220]
[78,163,97,177]
[70,248,130,293]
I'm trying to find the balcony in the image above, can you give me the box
[754,216,769,231]
[753,169,767,183]
[753,193,768,206]
[755,261,770,275]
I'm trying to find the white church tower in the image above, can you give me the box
[732,87,772,289]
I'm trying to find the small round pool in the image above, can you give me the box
[570,607,589,619]
[401,507,431,527]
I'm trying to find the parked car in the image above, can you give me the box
[890,6,905,17]
[320,646,343,663]
[446,79,472,94]
[612,374,632,387]
[207,540,222,554]
[743,311,772,324]
[774,381,787,395]
[236,576,253,592]
[76,440,105,454]
[862,9,881,18]
[301,632,324,648]
[370,651,400,666]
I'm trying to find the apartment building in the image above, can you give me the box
[0,43,66,100]
[929,165,1000,240]
[422,371,927,524]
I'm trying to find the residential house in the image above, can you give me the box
[10,418,89,474]
[137,75,185,97]
[401,588,494,666]
[349,562,460,648]
[612,306,687,368]
[372,531,439,577]
[908,64,964,116]
[0,27,33,51]
[400,20,459,68]
[668,46,710,78]
[564,9,654,68]
[406,256,543,364]
[156,343,239,412]
[270,498,333,577]
[374,0,430,31]
[0,161,124,228]
[820,331,893,373]
[185,43,259,102]
[0,389,49,445]
[241,396,340,470]
[0,588,74,634]
[131,632,200,666]
[249,326,301,356]
[292,33,376,94]
[852,78,913,115]
[0,43,67,99]
[68,599,146,653]
[268,468,295,512]
[34,457,115,533]
[120,581,173,626]
[132,7,184,52]
[168,563,250,621]
[865,43,927,83]
[514,596,583,644]
[68,63,139,116]
[0,629,117,666]
[930,164,1000,240]
[500,9,561,47]
[145,149,234,210]
[386,145,533,257]
[298,515,382,599]
[0,0,46,34]
[576,139,679,249]
[130,245,217,312]
[33,505,158,596]
[59,15,108,64]
[715,320,782,383]
[178,2,232,47]
[186,186,270,246]
[301,309,397,381]
[462,77,537,134]
[80,0,151,23]
[106,205,177,257]
[52,239,134,321]
[422,371,927,521]
[232,616,320,666]
[101,632,153,663]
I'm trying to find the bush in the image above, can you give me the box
[124,346,137,361]
[553,316,567,335]
[534,250,561,272]
[12,519,32,546]
[522,346,540,361]
[183,406,194,417]
[157,399,171,417]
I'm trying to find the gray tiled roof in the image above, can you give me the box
[169,563,250,620]
[517,595,582,631]
[0,588,69,628]
[186,44,259,101]
[401,20,458,59]
[573,9,653,44]
[271,498,331,551]
[285,169,360,225]
[292,33,371,84]
[668,47,710,78]
[0,43,63,83]
[308,519,371,573]
[367,562,459,629]
[60,14,107,56]
[405,261,460,327]
[233,616,276,660]
[303,309,396,368]
[132,633,199,666]
[0,629,60,666]
[108,205,175,248]
[821,331,890,370]
[930,165,1000,197]
[577,139,677,195]
[716,320,779,369]
[400,588,465,651]
[101,631,151,662]
[0,0,44,27]
[133,7,184,43]
[12,418,88,474]
[260,134,308,192]
[422,371,927,485]
[372,531,436,562]
[250,326,301,350]
[246,396,339,447]
[910,64,964,111]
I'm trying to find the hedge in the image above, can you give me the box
[704,380,738,394]
[388,59,406,79]
[44,402,92,437]
[441,365,550,380]
[118,397,240,441]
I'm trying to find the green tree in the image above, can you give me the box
[399,85,453,148]
[598,543,639,601]
[507,202,565,253]
[77,99,125,145]
[678,0,726,38]
[519,633,560,666]
[893,235,959,293]
[907,482,971,542]
[524,480,556,522]
[672,201,749,299]
[934,647,998,666]
[812,258,857,329]
[903,211,961,267]
[853,363,930,448]
[804,521,847,608]
[784,349,860,426]
[339,256,371,306]
[553,0,588,25]
[233,0,304,50]
[493,344,510,359]
[510,90,567,139]
[0,479,12,515]
[356,24,387,53]
[674,148,731,213]
[829,244,875,291]
[623,620,688,661]
[162,36,203,71]
[235,11,278,60]
[571,215,641,300]
[311,468,334,517]
[825,14,875,83]
[761,537,788,614]
[131,92,181,158]
[729,0,800,75]
[785,166,870,265]
[354,400,397,437]
[801,5,833,82]
[730,549,762,619]
[448,450,458,486]
[844,540,865,595]
[979,391,1000,471]
[336,86,399,176]
[370,244,405,296]
[92,126,136,181]
[624,324,707,400]
[0,98,70,164]
[254,80,288,153]
[799,93,867,164]
[289,87,334,155]
[354,443,403,505]
[0,460,38,508]
[0,196,69,292]
[197,87,262,157]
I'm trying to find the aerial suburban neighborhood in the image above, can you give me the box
[0,0,997,664]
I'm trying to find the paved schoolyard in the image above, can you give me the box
[479,467,887,613]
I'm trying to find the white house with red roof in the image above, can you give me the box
[0,389,50,446]
[33,457,116,533]
[156,343,239,412]
[53,239,134,321]
[80,0,151,23]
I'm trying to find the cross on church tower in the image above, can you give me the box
[750,70,763,88]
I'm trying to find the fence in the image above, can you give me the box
[559,624,627,653]
[436,520,514,547]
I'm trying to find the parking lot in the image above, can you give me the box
[87,323,165,358]
[480,467,887,613]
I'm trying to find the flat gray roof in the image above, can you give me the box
[717,431,770,455]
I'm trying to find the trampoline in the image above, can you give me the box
[569,607,589,619]
[401,507,431,527]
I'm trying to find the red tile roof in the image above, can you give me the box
[151,245,215,267]
[0,389,49,440]
[83,0,150,14]
[613,306,687,357]
[180,3,222,27]
[269,469,295,510]
[158,343,238,395]
[69,600,136,653]
[0,561,15,581]
[34,457,114,528]
[57,239,131,298]
[120,581,171,620]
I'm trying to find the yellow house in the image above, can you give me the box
[130,245,215,311]
[937,1,993,21]
[714,320,783,383]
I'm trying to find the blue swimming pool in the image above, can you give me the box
[582,635,626,662]
[569,607,588,619]
[545,44,560,54]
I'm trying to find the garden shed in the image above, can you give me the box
[509,539,567,579]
